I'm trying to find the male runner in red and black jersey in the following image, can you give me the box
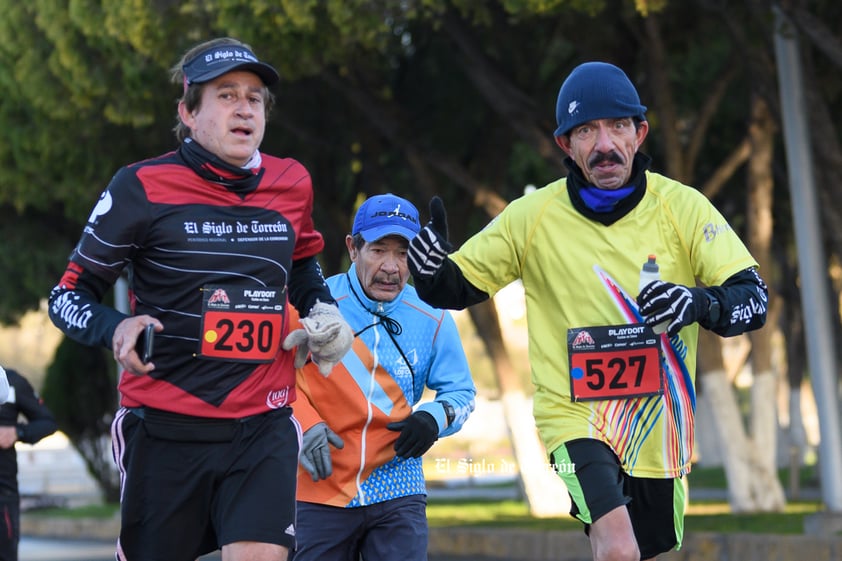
[47,37,352,561]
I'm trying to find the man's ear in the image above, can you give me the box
[177,101,194,128]
[555,134,573,156]
[345,235,358,261]
[635,120,650,147]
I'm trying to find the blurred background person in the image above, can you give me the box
[0,366,57,561]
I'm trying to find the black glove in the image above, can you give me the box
[386,411,439,458]
[637,280,707,338]
[408,196,453,278]
[300,422,344,481]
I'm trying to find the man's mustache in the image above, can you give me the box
[588,151,624,168]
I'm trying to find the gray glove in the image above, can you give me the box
[300,422,344,481]
[283,300,354,376]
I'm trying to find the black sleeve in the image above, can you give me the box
[287,256,336,316]
[698,267,768,337]
[47,264,128,350]
[411,258,490,310]
[8,371,58,445]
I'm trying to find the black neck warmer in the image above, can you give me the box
[564,152,652,226]
[179,138,264,198]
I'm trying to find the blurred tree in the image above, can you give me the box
[42,335,119,503]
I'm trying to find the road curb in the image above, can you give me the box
[23,515,842,561]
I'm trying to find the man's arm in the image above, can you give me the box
[48,264,128,349]
[287,256,336,315]
[701,267,768,337]
[414,310,476,438]
[12,372,58,444]
[412,259,489,310]
[638,267,767,338]
[284,258,353,377]
[408,196,489,310]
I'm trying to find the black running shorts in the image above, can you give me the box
[111,406,299,560]
[552,438,684,559]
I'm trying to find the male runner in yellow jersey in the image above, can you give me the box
[407,61,767,561]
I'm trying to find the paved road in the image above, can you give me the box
[20,537,489,561]
[20,537,223,561]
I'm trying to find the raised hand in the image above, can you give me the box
[407,196,452,278]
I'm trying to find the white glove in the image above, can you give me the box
[300,422,344,481]
[283,301,353,376]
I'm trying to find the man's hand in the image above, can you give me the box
[300,422,344,481]
[386,411,439,458]
[0,426,16,449]
[283,301,353,376]
[112,316,163,376]
[637,281,707,337]
[408,196,453,278]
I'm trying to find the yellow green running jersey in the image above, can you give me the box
[451,171,758,478]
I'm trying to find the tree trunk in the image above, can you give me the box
[779,250,809,470]
[76,434,121,503]
[467,297,570,517]
[697,94,787,513]
[745,94,786,510]
[697,330,756,511]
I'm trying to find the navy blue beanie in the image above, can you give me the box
[554,62,647,137]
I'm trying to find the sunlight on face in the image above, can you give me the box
[348,235,410,302]
[180,71,267,167]
[559,118,649,190]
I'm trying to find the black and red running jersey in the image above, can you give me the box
[49,147,334,418]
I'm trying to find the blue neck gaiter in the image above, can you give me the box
[578,184,637,213]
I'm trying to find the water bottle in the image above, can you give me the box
[639,255,668,334]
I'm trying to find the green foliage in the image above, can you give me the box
[30,495,825,535]
[427,498,577,530]
[42,336,117,441]
[683,501,824,535]
[42,335,120,502]
[27,502,118,519]
[426,497,822,533]
[0,207,74,324]
[0,0,837,327]
[689,464,822,492]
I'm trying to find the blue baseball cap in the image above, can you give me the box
[352,194,421,242]
[554,62,647,137]
[183,45,279,86]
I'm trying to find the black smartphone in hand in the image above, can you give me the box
[138,324,155,364]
